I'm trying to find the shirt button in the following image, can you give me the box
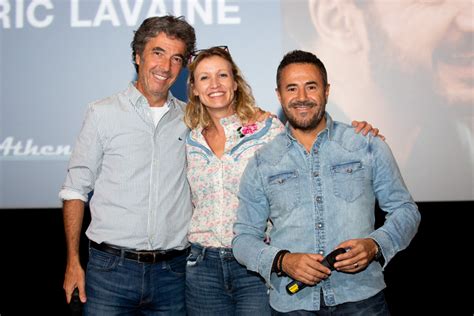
[313,148,318,154]
[317,223,323,228]
[312,171,319,177]
[347,168,353,173]
[316,196,322,203]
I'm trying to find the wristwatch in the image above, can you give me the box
[373,241,383,263]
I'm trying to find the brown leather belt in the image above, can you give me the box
[90,241,189,264]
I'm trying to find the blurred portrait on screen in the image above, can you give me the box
[281,0,473,201]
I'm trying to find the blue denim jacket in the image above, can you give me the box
[232,113,420,312]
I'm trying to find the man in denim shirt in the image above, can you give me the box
[232,50,420,315]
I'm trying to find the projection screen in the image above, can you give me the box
[0,0,472,208]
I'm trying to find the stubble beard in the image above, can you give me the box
[284,100,326,132]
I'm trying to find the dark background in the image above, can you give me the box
[0,201,471,315]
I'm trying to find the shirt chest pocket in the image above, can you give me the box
[330,161,366,202]
[267,170,300,211]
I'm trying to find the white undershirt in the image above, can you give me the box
[149,104,170,127]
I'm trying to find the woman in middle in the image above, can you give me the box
[184,46,283,315]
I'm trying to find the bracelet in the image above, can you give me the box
[373,241,385,265]
[276,250,290,277]
[272,250,284,273]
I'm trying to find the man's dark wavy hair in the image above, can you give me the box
[131,15,196,72]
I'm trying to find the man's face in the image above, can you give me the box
[277,63,329,131]
[366,0,473,107]
[135,32,186,106]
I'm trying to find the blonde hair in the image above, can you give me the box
[184,46,257,129]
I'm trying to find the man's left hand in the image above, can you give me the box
[331,238,379,272]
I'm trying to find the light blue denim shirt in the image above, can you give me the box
[60,83,192,251]
[232,113,420,312]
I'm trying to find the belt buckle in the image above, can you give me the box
[137,252,156,263]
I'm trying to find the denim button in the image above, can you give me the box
[319,250,324,255]
[313,171,319,177]
[316,196,322,203]
[317,223,323,228]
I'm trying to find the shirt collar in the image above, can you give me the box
[127,82,177,109]
[219,113,241,131]
[193,113,241,135]
[284,112,335,148]
[326,112,335,140]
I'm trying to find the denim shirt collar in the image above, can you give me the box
[284,112,335,148]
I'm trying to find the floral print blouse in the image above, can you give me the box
[185,114,285,248]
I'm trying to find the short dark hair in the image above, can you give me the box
[131,15,196,72]
[276,50,328,89]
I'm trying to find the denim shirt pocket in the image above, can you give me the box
[267,170,300,211]
[331,161,366,202]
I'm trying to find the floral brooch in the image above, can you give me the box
[237,123,258,138]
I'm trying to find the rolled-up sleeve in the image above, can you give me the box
[59,104,104,202]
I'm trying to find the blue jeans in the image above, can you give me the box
[84,246,187,315]
[186,244,270,316]
[270,291,390,315]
